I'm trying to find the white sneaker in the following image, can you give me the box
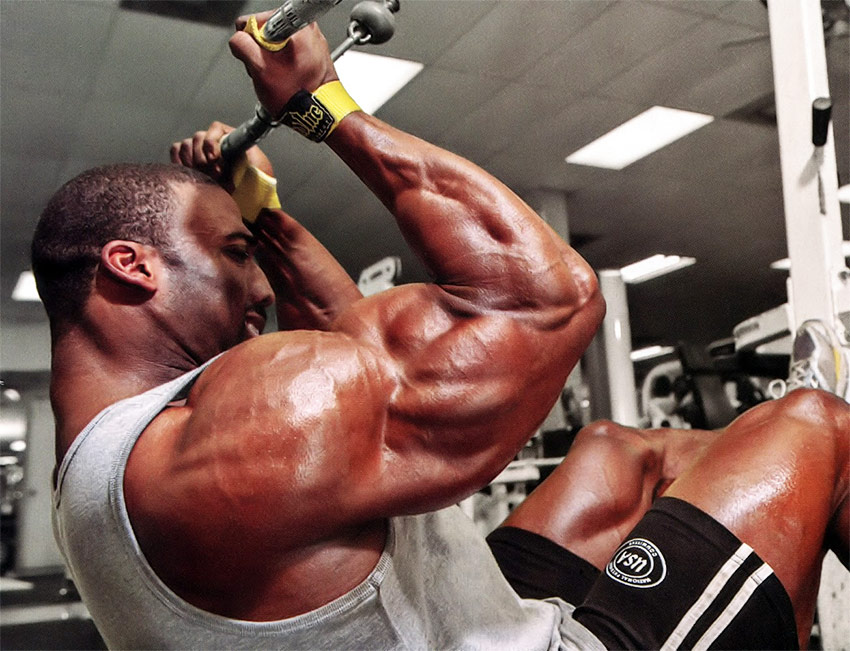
[769,320,850,401]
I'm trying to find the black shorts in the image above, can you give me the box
[486,497,798,650]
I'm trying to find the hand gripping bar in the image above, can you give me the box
[220,0,400,161]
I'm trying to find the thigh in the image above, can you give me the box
[573,497,798,650]
[500,420,715,571]
[486,525,599,604]
[663,389,849,645]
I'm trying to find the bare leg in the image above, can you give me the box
[664,388,849,648]
[500,420,718,570]
[499,389,848,648]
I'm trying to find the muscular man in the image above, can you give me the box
[37,13,847,650]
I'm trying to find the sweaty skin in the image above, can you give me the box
[48,11,849,646]
[499,392,850,649]
[51,19,604,621]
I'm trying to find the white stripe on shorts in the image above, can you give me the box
[691,563,775,651]
[660,543,753,651]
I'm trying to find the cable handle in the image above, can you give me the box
[220,105,279,160]
[263,0,344,43]
[221,0,401,161]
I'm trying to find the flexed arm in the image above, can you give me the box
[222,17,605,509]
[227,17,597,318]
[123,14,605,617]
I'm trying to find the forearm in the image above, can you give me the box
[327,113,598,315]
[254,208,362,330]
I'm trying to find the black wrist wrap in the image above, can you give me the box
[279,90,336,142]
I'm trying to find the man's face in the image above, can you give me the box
[162,182,274,361]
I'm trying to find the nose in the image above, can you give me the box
[250,261,275,308]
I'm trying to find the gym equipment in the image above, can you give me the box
[764,4,848,644]
[259,0,344,44]
[767,0,849,340]
[221,0,400,161]
[357,256,402,296]
[812,97,832,214]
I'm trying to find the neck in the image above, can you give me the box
[49,323,197,464]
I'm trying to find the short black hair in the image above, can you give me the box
[31,163,217,326]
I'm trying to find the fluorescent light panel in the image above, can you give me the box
[334,51,423,115]
[12,270,40,302]
[770,241,850,270]
[620,254,696,284]
[566,106,714,170]
[631,345,676,362]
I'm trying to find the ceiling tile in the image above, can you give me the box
[72,99,183,163]
[673,44,774,117]
[183,50,259,127]
[279,156,389,242]
[0,87,87,159]
[365,0,499,66]
[377,67,508,143]
[91,8,230,109]
[0,0,845,349]
[626,118,780,187]
[662,0,736,18]
[519,1,704,95]
[439,81,583,162]
[715,0,771,30]
[0,0,116,97]
[483,95,649,190]
[435,0,611,80]
[598,17,765,107]
[273,138,343,201]
[1,157,64,218]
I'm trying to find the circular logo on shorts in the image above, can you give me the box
[605,538,667,588]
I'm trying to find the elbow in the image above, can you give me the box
[565,260,606,329]
[583,280,606,328]
[575,279,606,337]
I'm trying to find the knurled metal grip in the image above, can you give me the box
[263,0,344,42]
[221,0,396,159]
[220,104,278,161]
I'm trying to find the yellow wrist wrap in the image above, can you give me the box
[279,81,361,142]
[313,81,361,131]
[243,15,289,51]
[230,157,281,224]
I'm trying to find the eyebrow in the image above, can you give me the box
[225,232,258,247]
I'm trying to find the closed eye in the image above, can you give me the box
[223,232,258,264]
[225,246,252,263]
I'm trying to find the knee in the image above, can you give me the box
[774,388,850,432]
[742,389,850,470]
[572,421,662,478]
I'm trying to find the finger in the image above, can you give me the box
[169,141,182,165]
[192,131,208,167]
[203,121,232,161]
[174,139,194,168]
[234,9,276,32]
[228,30,265,75]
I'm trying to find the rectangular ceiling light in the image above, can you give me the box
[620,254,696,284]
[630,345,676,362]
[565,106,714,170]
[12,270,40,302]
[770,241,850,270]
[334,51,423,115]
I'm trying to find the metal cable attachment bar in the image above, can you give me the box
[220,104,279,160]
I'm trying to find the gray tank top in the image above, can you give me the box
[52,364,604,650]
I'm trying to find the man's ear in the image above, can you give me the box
[99,240,162,295]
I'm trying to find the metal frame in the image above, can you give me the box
[767,0,850,339]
